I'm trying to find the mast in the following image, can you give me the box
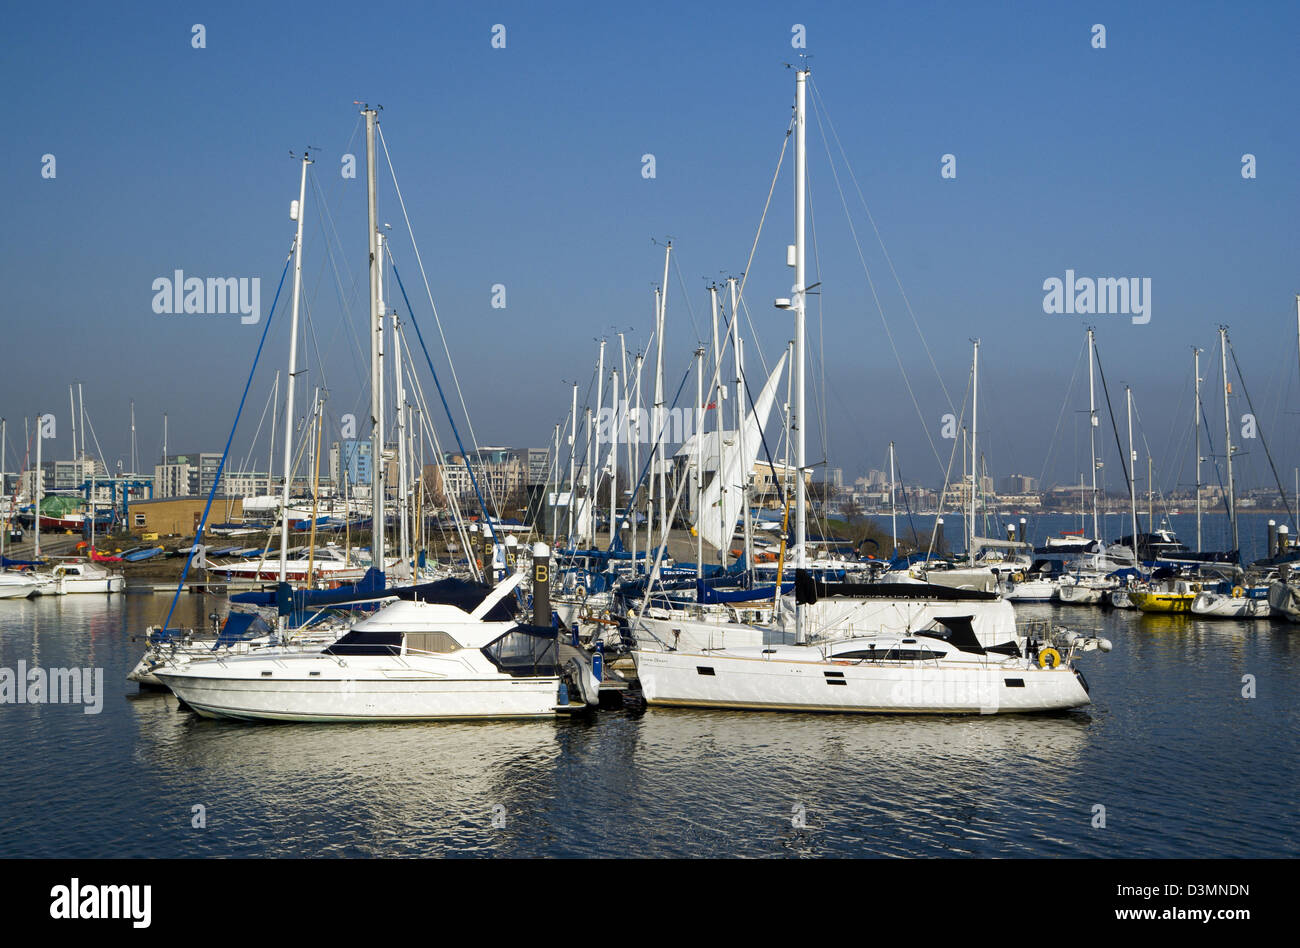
[364,107,386,574]
[654,244,671,550]
[1219,326,1238,555]
[889,441,897,556]
[267,371,278,501]
[1194,346,1202,551]
[307,391,323,586]
[631,353,642,571]
[970,339,979,561]
[77,383,85,462]
[709,285,724,564]
[395,321,410,575]
[594,339,604,547]
[1086,328,1099,541]
[695,344,704,583]
[568,381,577,542]
[278,151,311,585]
[34,414,41,560]
[609,366,619,545]
[130,400,136,473]
[1126,386,1138,568]
[793,67,808,644]
[68,386,77,466]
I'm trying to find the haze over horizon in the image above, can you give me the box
[4,1,1299,500]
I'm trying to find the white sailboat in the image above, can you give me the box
[631,68,1110,714]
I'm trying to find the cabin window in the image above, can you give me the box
[134,514,146,527]
[833,647,945,662]
[404,631,461,654]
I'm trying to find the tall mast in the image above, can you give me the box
[694,344,704,583]
[130,400,136,473]
[364,107,386,573]
[77,383,85,462]
[609,366,619,545]
[730,276,751,566]
[889,440,897,556]
[68,386,77,465]
[34,413,42,560]
[632,353,642,571]
[395,319,410,574]
[655,244,671,550]
[793,67,808,644]
[278,151,311,584]
[1193,346,1202,552]
[1219,326,1238,555]
[970,339,979,560]
[594,339,605,547]
[568,381,577,542]
[1086,328,1099,541]
[1126,386,1138,568]
[709,285,724,564]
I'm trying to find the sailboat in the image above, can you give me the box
[632,68,1110,714]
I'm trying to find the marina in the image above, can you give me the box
[0,6,1294,924]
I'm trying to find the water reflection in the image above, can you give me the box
[0,592,1296,858]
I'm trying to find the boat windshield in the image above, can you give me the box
[481,625,562,678]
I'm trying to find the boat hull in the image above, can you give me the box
[633,650,1090,714]
[1130,592,1195,614]
[156,662,562,721]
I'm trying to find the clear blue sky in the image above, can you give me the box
[3,1,1299,500]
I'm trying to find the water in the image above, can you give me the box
[0,590,1295,858]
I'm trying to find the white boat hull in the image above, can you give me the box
[633,649,1090,714]
[156,654,561,721]
[1191,593,1271,619]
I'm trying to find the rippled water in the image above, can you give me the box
[0,591,1295,857]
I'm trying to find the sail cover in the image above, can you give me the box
[694,352,787,552]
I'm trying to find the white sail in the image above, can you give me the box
[695,352,787,552]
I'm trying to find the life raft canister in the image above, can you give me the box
[1037,647,1062,669]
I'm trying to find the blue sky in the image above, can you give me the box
[2,0,1299,499]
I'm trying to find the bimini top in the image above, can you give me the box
[794,570,1000,605]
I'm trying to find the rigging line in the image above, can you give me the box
[1036,337,1086,496]
[389,261,499,573]
[732,116,793,369]
[808,83,947,478]
[927,367,972,560]
[395,324,477,566]
[308,169,370,394]
[377,126,492,491]
[1091,342,1136,516]
[810,159,829,471]
[809,77,954,412]
[669,253,704,345]
[161,247,293,635]
[1228,335,1296,529]
[892,454,923,551]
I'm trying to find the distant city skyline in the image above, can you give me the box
[4,3,1299,504]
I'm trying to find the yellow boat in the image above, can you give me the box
[1130,578,1205,614]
